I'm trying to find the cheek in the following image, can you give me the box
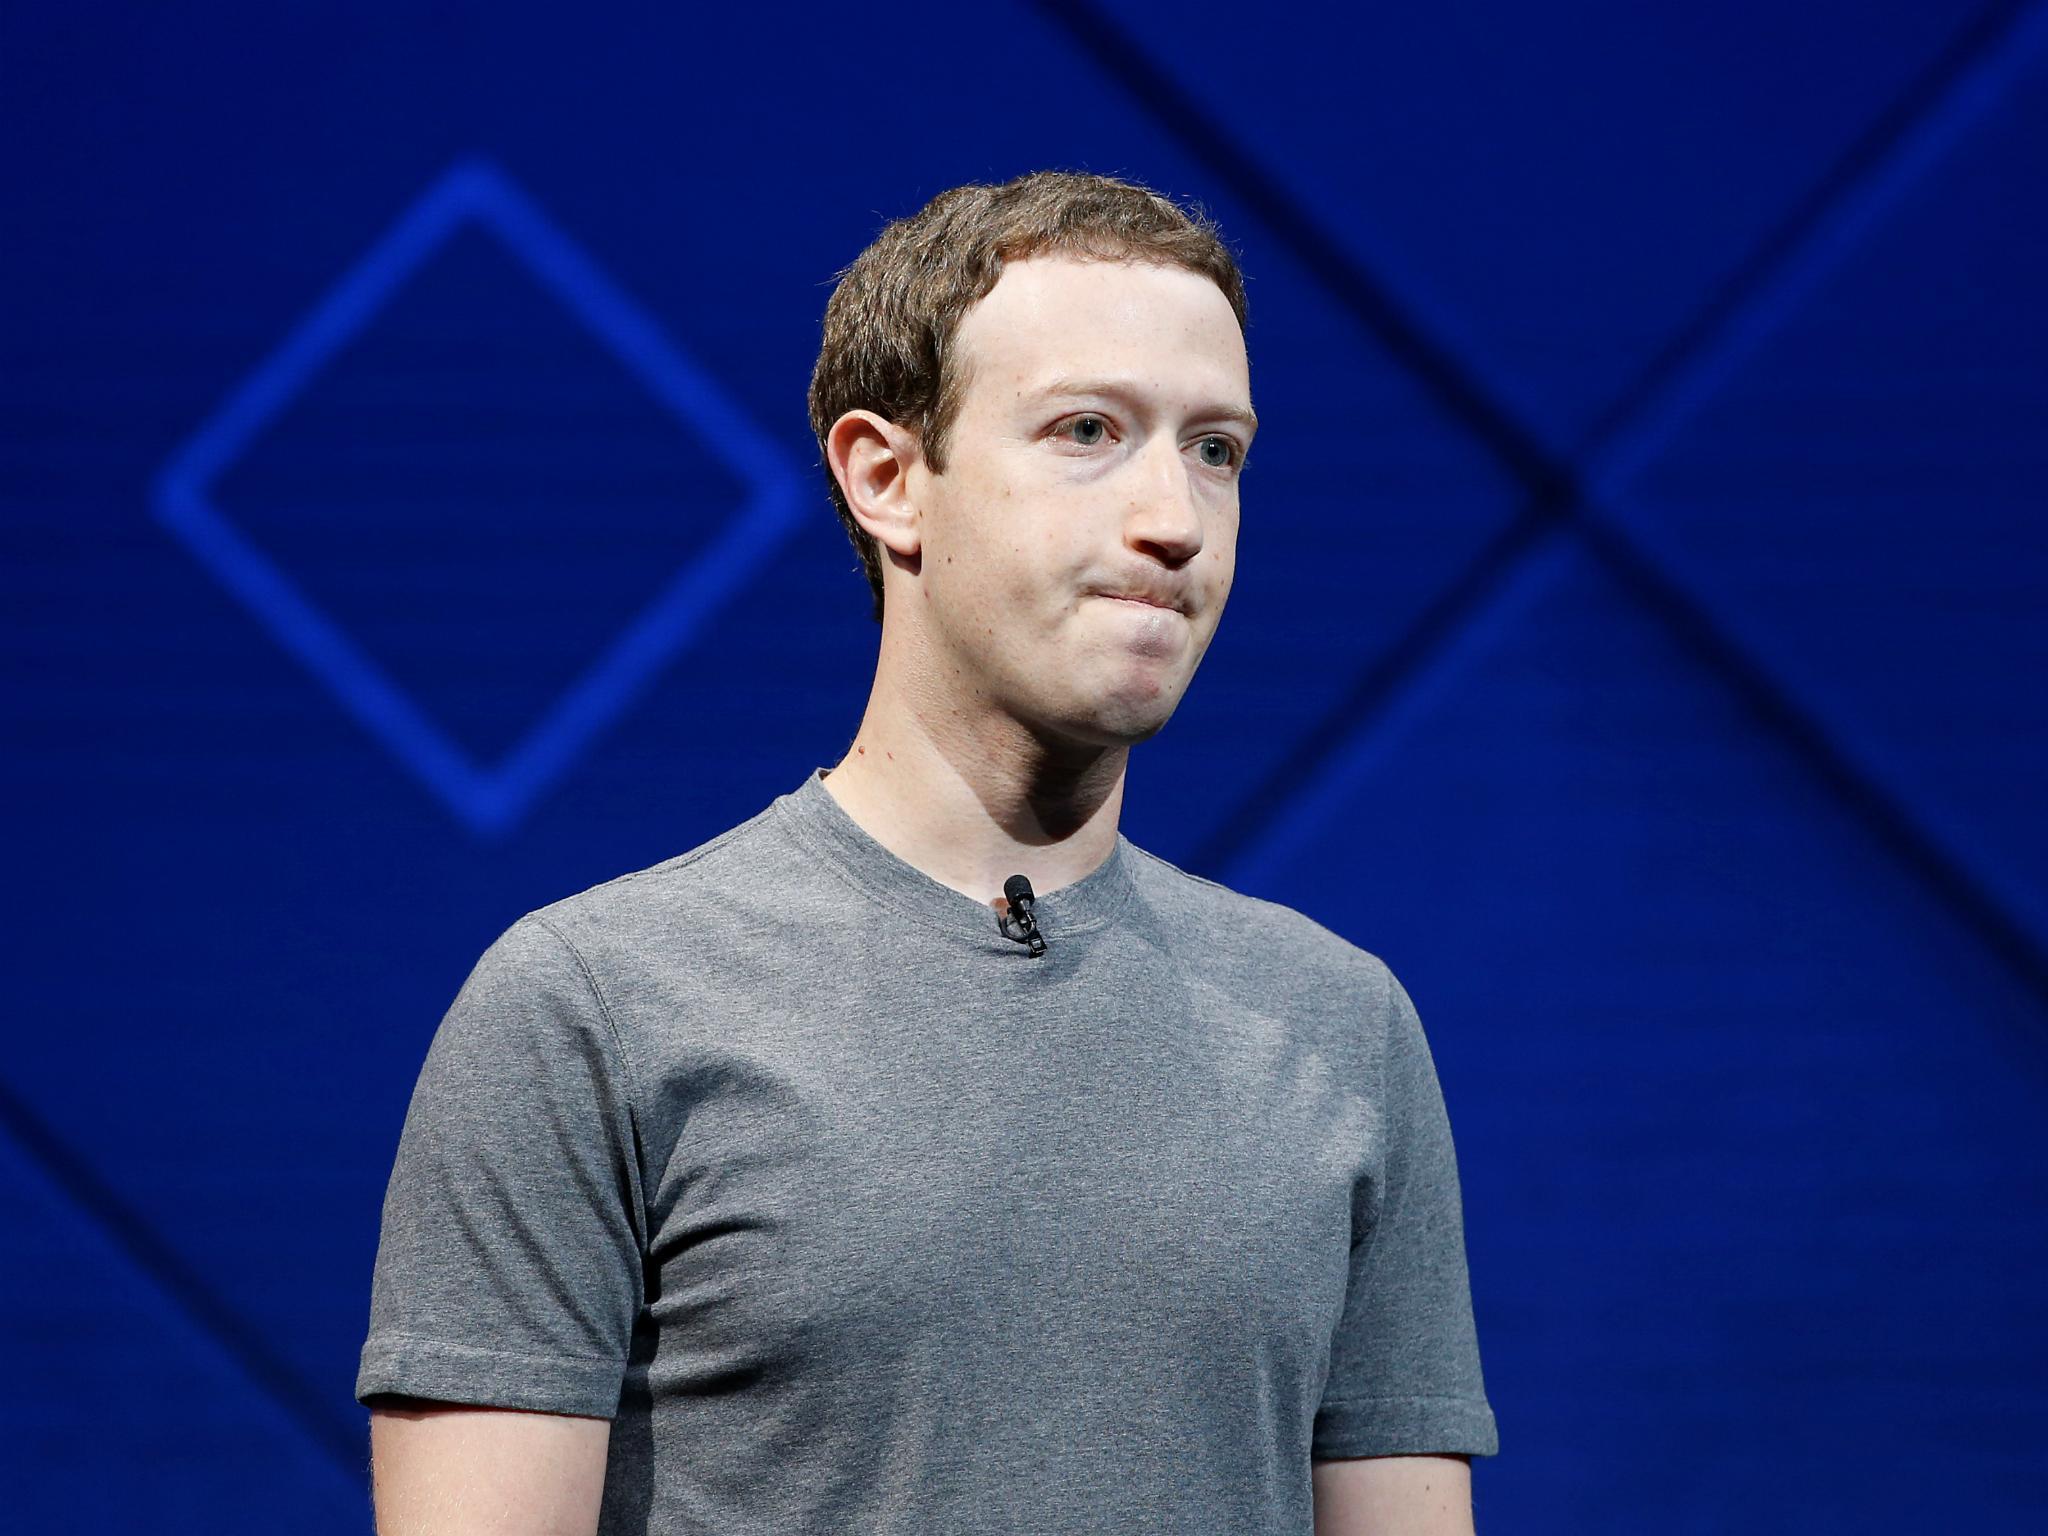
[1203,527,1237,590]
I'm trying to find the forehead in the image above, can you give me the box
[952,254,1249,408]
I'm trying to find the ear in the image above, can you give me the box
[826,409,922,562]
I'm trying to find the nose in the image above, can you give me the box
[1125,434,1205,564]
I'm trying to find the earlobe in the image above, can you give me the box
[828,410,922,561]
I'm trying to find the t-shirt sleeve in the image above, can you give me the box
[1313,962,1499,1459]
[355,913,646,1419]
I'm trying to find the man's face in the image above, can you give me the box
[904,254,1253,750]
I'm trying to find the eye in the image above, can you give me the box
[1058,413,1111,447]
[1196,435,1240,470]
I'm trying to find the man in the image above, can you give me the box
[359,170,1498,1534]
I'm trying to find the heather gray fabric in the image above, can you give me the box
[358,767,1497,1533]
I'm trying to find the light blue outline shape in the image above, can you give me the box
[153,155,804,838]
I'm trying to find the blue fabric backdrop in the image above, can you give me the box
[5,2,2046,1527]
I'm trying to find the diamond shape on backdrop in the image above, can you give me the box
[153,157,803,838]
[1614,36,2048,957]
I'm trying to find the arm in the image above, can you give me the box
[368,1399,611,1536]
[1312,1454,1473,1535]
[357,918,645,1526]
[1310,969,1497,1506]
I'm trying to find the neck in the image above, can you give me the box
[820,658,1129,910]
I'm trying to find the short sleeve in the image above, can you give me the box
[355,913,646,1418]
[1313,964,1499,1459]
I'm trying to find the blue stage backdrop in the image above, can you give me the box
[5,3,2046,1528]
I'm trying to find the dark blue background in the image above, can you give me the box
[6,2,2046,1527]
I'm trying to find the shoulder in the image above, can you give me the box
[532,798,794,933]
[512,797,806,960]
[1120,839,1399,1013]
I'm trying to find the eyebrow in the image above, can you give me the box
[1026,376,1259,434]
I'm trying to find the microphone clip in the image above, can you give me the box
[998,874,1047,957]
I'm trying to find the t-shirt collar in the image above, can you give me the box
[772,766,1138,946]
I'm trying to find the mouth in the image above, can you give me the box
[1097,591,1183,614]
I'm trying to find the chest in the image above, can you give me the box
[629,960,1376,1393]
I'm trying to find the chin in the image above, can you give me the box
[1031,659,1194,747]
[1079,692,1183,747]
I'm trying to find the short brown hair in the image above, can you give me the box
[807,170,1249,623]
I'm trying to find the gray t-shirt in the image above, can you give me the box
[357,767,1497,1532]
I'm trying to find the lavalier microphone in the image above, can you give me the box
[998,874,1047,957]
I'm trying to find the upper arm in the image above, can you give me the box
[1312,964,1498,1462]
[357,916,644,1417]
[1312,1454,1473,1536]
[368,1399,612,1536]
